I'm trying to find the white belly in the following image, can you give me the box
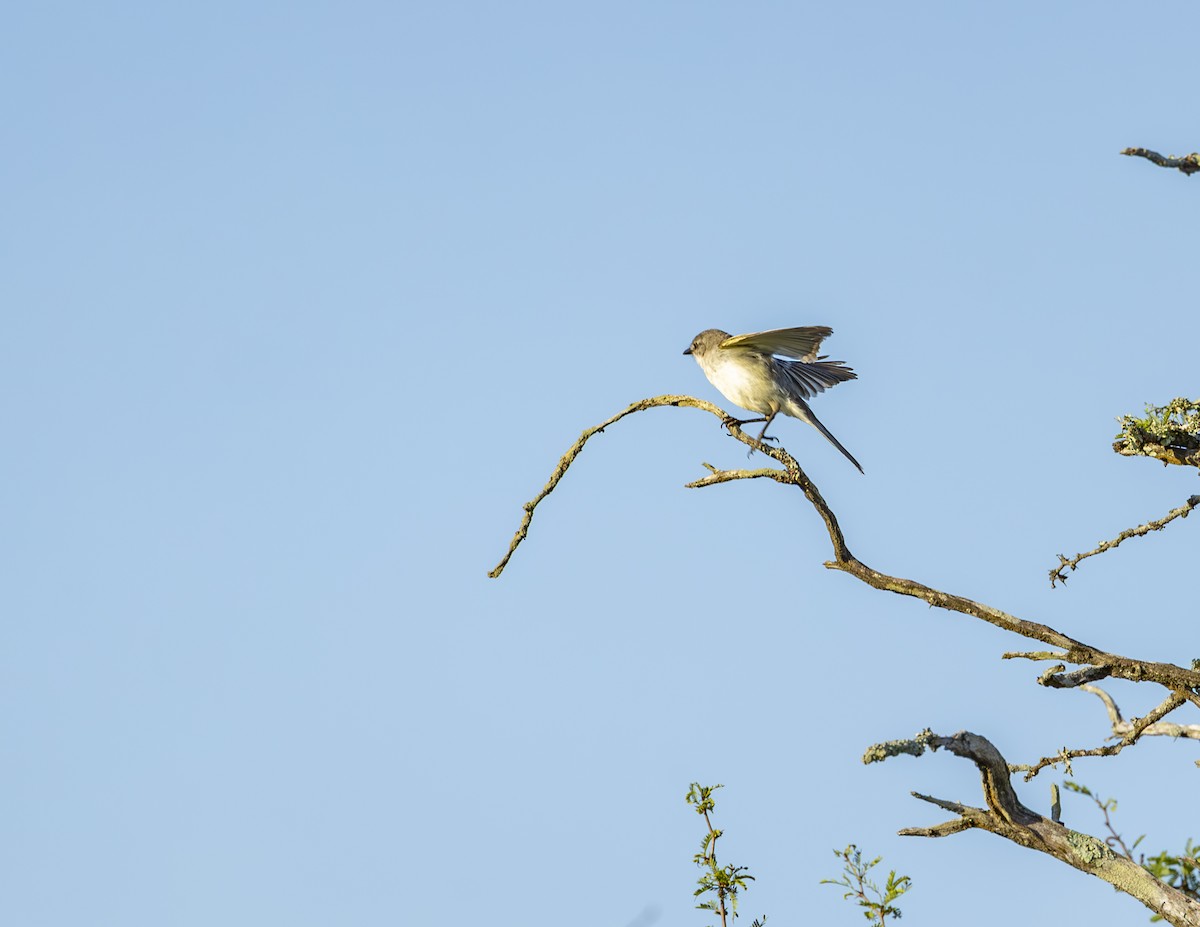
[703,353,780,415]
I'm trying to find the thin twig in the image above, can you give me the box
[1050,495,1200,587]
[487,395,732,577]
[1015,690,1189,780]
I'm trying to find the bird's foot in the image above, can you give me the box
[744,434,778,458]
[721,415,765,431]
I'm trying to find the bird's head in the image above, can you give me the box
[682,329,732,359]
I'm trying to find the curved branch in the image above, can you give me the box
[488,395,730,578]
[688,450,852,562]
[488,394,850,576]
[492,397,1200,697]
[1121,147,1200,176]
[871,730,1200,927]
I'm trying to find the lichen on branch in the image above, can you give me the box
[1114,398,1200,468]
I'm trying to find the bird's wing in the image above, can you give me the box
[719,326,833,361]
[774,358,857,398]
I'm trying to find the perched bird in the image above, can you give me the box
[683,326,863,472]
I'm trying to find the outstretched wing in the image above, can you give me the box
[775,357,857,398]
[719,326,833,362]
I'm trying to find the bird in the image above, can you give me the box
[683,326,863,472]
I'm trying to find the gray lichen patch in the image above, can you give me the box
[1066,829,1117,865]
[862,728,936,764]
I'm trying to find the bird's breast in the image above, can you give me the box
[701,353,778,414]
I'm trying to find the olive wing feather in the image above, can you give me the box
[719,326,833,362]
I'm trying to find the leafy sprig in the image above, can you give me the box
[820,844,910,924]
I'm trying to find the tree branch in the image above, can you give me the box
[870,730,1200,927]
[1049,495,1200,587]
[1114,443,1200,468]
[488,395,730,578]
[1014,690,1190,780]
[1121,147,1200,176]
[1081,684,1200,742]
[496,398,1200,917]
[1049,399,1199,586]
[492,396,1200,699]
[1112,398,1200,468]
[1037,664,1113,689]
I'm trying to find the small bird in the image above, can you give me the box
[683,326,863,472]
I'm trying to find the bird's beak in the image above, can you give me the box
[682,347,692,355]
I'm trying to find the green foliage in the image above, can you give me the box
[1115,398,1200,452]
[686,783,763,927]
[1063,781,1199,921]
[1144,840,1200,918]
[820,845,911,925]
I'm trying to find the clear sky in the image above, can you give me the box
[3,2,1197,925]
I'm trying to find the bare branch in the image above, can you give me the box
[1050,495,1200,587]
[488,395,730,577]
[823,554,1200,692]
[1083,683,1125,726]
[909,790,973,816]
[1049,399,1198,585]
[1016,690,1190,780]
[684,463,789,489]
[493,397,1200,698]
[1121,147,1200,176]
[1082,684,1200,741]
[1038,664,1113,689]
[898,817,976,838]
[498,397,1200,918]
[1002,650,1070,662]
[877,730,1200,927]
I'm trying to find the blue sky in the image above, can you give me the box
[3,2,1197,925]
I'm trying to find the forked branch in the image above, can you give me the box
[867,730,1200,927]
[490,396,1200,698]
[1080,684,1200,742]
[491,397,1200,920]
[1012,690,1191,780]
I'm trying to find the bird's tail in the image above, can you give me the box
[788,399,864,474]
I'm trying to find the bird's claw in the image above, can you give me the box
[721,415,765,431]
[744,434,778,458]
